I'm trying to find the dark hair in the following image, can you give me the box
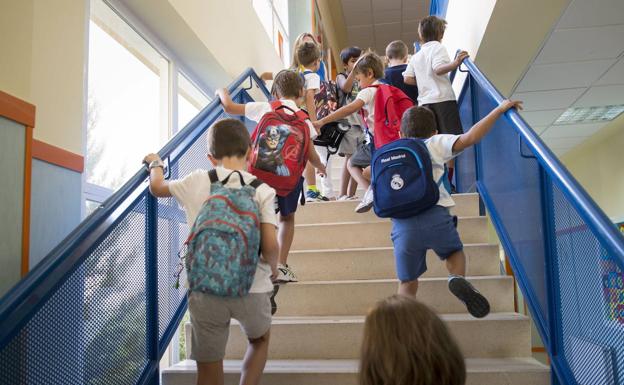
[207,118,251,159]
[354,52,385,79]
[297,41,321,67]
[401,106,438,138]
[386,40,408,60]
[340,46,362,65]
[271,69,304,99]
[419,16,447,42]
[360,295,466,385]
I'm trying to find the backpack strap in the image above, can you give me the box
[249,178,264,189]
[208,169,219,184]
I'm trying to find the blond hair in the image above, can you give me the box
[291,32,320,69]
[359,295,466,385]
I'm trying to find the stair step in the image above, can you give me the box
[162,358,550,385]
[273,276,514,316]
[184,313,531,360]
[292,217,488,250]
[297,193,480,223]
[288,244,501,280]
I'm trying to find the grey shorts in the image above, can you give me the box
[339,125,364,156]
[349,138,372,168]
[188,291,272,362]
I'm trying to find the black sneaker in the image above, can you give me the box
[270,284,280,315]
[448,276,490,318]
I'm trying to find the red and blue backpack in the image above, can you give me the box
[248,101,310,196]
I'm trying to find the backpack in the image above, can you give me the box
[361,84,414,149]
[371,138,443,219]
[302,70,339,120]
[313,121,350,162]
[249,101,310,197]
[183,170,263,297]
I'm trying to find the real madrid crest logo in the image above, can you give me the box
[391,174,404,190]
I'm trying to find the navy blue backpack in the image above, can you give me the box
[371,138,442,218]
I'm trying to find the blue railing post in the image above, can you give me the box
[145,193,160,385]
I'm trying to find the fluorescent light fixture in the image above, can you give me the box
[554,105,624,125]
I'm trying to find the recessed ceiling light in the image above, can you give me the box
[554,105,624,125]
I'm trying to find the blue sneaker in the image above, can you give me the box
[306,189,329,202]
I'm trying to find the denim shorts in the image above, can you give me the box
[391,205,463,282]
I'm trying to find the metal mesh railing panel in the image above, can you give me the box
[0,195,149,385]
[550,181,624,384]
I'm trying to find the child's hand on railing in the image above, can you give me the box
[143,153,162,166]
[454,50,469,67]
[497,100,523,113]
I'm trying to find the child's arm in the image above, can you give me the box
[434,50,469,76]
[260,72,273,82]
[143,153,172,197]
[337,71,356,93]
[305,89,318,123]
[260,223,279,279]
[215,88,246,116]
[307,146,327,176]
[453,100,523,152]
[312,99,365,130]
[403,76,417,85]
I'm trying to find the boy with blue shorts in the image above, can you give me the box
[395,99,522,318]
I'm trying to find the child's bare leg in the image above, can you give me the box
[278,213,295,265]
[348,176,358,197]
[347,162,370,189]
[240,330,270,385]
[362,166,371,183]
[398,279,419,296]
[445,250,466,277]
[304,163,316,190]
[340,155,352,196]
[196,361,224,385]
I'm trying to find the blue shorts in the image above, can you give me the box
[276,178,304,217]
[391,205,463,282]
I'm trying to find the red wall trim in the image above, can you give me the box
[32,139,84,173]
[0,90,36,127]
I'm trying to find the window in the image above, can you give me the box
[251,0,290,65]
[177,72,210,130]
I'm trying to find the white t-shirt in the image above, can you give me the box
[425,134,462,207]
[169,166,277,293]
[403,41,456,105]
[245,99,316,137]
[356,80,382,135]
[303,71,321,92]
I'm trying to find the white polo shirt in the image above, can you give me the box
[403,41,456,105]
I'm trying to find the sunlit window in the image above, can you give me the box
[177,73,210,130]
[251,0,290,65]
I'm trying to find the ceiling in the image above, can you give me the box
[339,0,430,55]
[511,0,624,156]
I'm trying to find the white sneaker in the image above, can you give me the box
[355,187,374,213]
[338,195,359,201]
[276,264,298,283]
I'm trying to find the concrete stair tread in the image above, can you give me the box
[166,357,549,374]
[289,243,496,254]
[288,275,508,285]
[295,215,484,227]
[232,312,529,325]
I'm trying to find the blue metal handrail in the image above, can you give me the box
[455,57,624,384]
[0,68,271,384]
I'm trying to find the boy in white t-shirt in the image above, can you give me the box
[143,118,278,385]
[313,52,386,213]
[297,41,335,201]
[403,15,469,191]
[393,100,522,318]
[217,69,326,284]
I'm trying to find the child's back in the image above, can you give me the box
[383,40,419,104]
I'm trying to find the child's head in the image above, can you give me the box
[206,118,251,162]
[271,69,304,100]
[353,52,384,87]
[359,295,466,385]
[291,32,319,68]
[297,42,321,71]
[401,106,438,139]
[419,16,447,43]
[385,40,409,62]
[340,46,362,72]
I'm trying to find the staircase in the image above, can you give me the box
[162,160,550,385]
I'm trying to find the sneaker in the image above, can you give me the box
[276,264,298,283]
[448,276,490,318]
[355,187,374,213]
[305,189,330,202]
[338,195,359,201]
[269,284,280,315]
